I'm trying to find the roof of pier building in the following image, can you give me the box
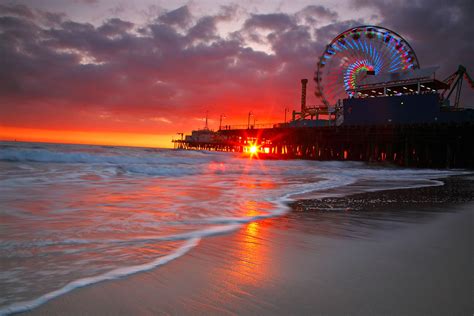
[350,66,449,98]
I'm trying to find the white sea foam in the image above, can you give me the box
[0,238,200,316]
[0,224,242,251]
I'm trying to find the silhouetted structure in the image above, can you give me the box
[173,26,474,169]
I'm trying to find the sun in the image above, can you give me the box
[244,143,260,159]
[249,145,258,154]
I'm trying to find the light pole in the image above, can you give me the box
[247,111,253,129]
[284,107,289,123]
[204,111,209,130]
[219,114,226,131]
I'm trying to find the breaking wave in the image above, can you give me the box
[0,238,200,316]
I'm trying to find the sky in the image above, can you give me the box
[1,0,473,148]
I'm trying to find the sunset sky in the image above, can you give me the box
[1,0,472,148]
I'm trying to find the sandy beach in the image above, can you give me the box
[24,175,473,315]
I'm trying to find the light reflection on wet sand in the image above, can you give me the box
[24,199,473,315]
[173,177,473,314]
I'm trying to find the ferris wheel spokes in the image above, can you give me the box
[315,25,420,107]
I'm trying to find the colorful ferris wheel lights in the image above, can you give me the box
[314,26,419,107]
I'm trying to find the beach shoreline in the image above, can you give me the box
[22,174,473,315]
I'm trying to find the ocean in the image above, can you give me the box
[0,141,463,314]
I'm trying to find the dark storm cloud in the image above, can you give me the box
[186,16,218,42]
[1,1,472,134]
[351,0,473,74]
[296,5,338,24]
[98,18,134,36]
[313,20,362,47]
[243,13,294,31]
[0,3,64,26]
[0,3,321,133]
[76,0,99,4]
[157,5,192,28]
[0,3,34,18]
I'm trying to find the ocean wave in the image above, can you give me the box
[0,237,200,316]
[0,147,213,165]
[0,148,228,178]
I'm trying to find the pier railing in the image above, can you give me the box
[220,123,285,130]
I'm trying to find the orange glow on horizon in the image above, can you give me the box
[0,126,174,148]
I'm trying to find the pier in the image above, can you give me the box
[173,122,473,168]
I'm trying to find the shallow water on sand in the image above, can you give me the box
[0,141,464,314]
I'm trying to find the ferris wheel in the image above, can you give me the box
[314,26,420,107]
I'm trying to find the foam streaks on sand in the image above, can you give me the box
[0,238,200,315]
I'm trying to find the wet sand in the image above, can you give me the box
[25,176,473,315]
